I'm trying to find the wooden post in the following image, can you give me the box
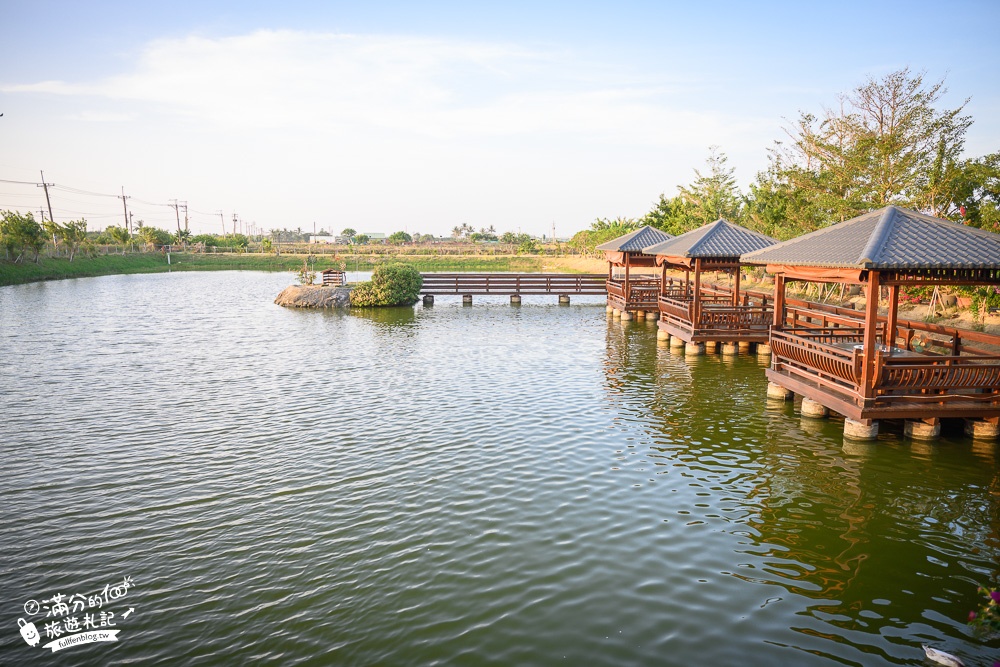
[660,261,667,296]
[732,266,741,307]
[693,259,702,326]
[772,275,786,329]
[624,254,631,309]
[886,284,899,348]
[860,271,881,399]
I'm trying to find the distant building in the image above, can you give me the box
[362,232,387,242]
[310,234,336,244]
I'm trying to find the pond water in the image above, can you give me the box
[1,271,998,666]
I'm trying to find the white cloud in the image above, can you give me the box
[3,30,769,146]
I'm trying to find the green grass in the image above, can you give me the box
[0,251,554,286]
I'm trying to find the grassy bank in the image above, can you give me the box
[0,252,604,287]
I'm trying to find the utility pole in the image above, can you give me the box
[38,208,47,223]
[182,203,188,232]
[232,213,238,236]
[119,187,131,233]
[37,171,55,223]
[170,199,182,234]
[218,211,226,236]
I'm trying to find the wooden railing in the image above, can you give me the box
[770,329,867,394]
[607,278,660,310]
[420,273,606,295]
[770,327,1000,407]
[782,300,1000,357]
[321,270,346,287]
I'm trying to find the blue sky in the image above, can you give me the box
[1,1,998,237]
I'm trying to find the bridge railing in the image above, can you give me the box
[420,273,607,295]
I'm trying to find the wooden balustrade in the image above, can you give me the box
[420,273,606,295]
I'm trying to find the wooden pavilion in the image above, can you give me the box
[741,206,1000,440]
[597,226,673,318]
[642,219,777,350]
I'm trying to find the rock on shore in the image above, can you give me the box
[274,285,352,308]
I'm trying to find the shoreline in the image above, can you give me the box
[0,252,607,287]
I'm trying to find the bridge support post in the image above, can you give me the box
[657,329,670,341]
[965,419,999,440]
[844,419,879,441]
[766,382,792,400]
[685,342,705,356]
[705,341,717,353]
[620,310,633,321]
[738,341,752,354]
[559,295,571,305]
[463,295,473,306]
[422,295,434,306]
[510,295,521,305]
[722,342,738,356]
[757,343,772,357]
[635,309,645,319]
[905,419,940,441]
[800,398,829,418]
[669,335,685,349]
[606,304,615,314]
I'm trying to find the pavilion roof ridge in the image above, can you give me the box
[642,218,777,258]
[741,206,1000,270]
[595,225,673,252]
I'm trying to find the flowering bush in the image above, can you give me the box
[968,586,1000,634]
[349,263,423,306]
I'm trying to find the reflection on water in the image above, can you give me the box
[1,272,998,666]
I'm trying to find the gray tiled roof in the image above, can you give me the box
[642,219,777,258]
[741,206,1000,269]
[595,225,673,252]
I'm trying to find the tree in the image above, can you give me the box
[1,210,46,263]
[387,231,412,245]
[354,234,370,245]
[60,220,88,261]
[106,225,132,253]
[173,228,192,246]
[676,146,743,227]
[341,228,357,238]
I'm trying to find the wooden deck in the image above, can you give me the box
[767,315,1000,421]
[606,277,660,312]
[420,273,606,296]
[654,280,774,343]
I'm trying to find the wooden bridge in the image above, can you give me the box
[419,273,606,305]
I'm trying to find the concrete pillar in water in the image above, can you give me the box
[612,308,621,319]
[510,294,521,305]
[965,419,999,440]
[738,341,752,354]
[423,295,434,307]
[559,295,571,305]
[766,382,792,400]
[685,342,704,356]
[669,335,685,349]
[705,341,718,353]
[757,343,772,357]
[904,420,940,441]
[620,310,633,321]
[606,304,615,314]
[463,294,473,306]
[844,419,879,441]
[800,398,829,418]
[722,342,738,356]
[635,309,646,319]
[656,329,670,341]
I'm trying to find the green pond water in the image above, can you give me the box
[1,271,998,666]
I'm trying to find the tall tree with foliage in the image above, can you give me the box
[0,211,46,263]
[676,146,743,226]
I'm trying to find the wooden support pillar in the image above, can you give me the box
[624,253,631,308]
[733,267,741,307]
[772,275,786,329]
[886,284,899,348]
[860,271,881,400]
[692,258,702,327]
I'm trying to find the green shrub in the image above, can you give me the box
[350,263,423,306]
